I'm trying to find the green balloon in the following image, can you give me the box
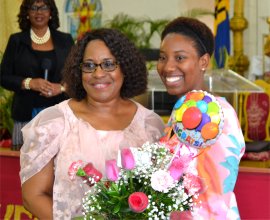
[207,102,220,114]
[185,100,196,107]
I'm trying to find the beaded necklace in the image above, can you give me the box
[30,28,50,45]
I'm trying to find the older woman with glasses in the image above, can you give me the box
[19,28,165,219]
[0,0,74,150]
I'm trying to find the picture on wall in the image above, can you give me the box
[65,0,102,40]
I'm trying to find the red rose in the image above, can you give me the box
[128,192,148,213]
[83,163,102,185]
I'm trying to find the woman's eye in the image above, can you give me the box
[85,63,95,68]
[104,61,114,67]
[158,55,166,62]
[176,55,185,61]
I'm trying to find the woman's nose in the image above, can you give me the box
[92,66,107,78]
[163,59,177,72]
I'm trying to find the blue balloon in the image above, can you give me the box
[196,100,208,113]
[174,95,186,109]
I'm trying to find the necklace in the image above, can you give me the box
[30,28,50,45]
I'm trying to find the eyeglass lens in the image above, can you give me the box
[29,5,50,12]
[81,60,118,73]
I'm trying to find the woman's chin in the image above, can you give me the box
[166,87,185,97]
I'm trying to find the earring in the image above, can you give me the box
[27,16,29,19]
[202,68,205,71]
[50,16,52,19]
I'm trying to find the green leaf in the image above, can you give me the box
[113,202,121,214]
[76,168,86,176]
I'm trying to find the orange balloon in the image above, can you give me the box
[189,91,205,101]
[201,122,219,140]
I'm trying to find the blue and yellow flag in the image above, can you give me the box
[214,0,230,68]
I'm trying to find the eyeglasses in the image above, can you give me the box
[29,5,50,12]
[80,60,119,73]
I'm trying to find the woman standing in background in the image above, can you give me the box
[0,0,74,150]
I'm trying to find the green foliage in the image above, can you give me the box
[104,13,168,49]
[0,86,14,136]
[0,51,14,137]
[103,9,214,50]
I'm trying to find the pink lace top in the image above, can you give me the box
[20,100,165,219]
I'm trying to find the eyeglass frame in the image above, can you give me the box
[28,5,50,12]
[80,60,119,73]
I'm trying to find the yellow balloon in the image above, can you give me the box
[209,112,221,124]
[175,104,188,122]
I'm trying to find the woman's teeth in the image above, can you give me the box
[166,76,183,82]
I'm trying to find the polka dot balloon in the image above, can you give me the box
[171,90,224,148]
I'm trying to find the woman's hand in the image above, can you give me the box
[27,78,63,97]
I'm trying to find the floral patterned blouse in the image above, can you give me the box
[20,100,165,219]
[161,97,245,220]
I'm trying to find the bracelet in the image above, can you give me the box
[24,78,32,90]
[60,85,66,93]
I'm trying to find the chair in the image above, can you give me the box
[243,92,270,142]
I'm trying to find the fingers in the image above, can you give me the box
[31,79,61,97]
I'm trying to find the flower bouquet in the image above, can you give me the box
[69,142,205,220]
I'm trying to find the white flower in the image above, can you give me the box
[150,170,175,193]
[131,146,152,167]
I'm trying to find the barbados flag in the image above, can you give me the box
[214,0,230,68]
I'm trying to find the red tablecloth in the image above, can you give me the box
[234,167,270,220]
[1,150,270,219]
[0,152,35,219]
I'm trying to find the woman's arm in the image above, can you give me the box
[22,159,54,219]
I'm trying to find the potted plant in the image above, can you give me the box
[0,51,13,148]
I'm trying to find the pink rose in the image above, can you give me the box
[68,160,83,180]
[183,173,206,194]
[170,210,193,220]
[83,163,103,183]
[121,148,135,170]
[105,159,119,181]
[128,192,148,213]
[168,158,185,181]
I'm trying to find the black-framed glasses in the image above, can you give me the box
[29,5,50,12]
[80,60,119,73]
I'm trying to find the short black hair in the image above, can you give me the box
[18,0,60,31]
[161,17,214,57]
[62,28,148,100]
